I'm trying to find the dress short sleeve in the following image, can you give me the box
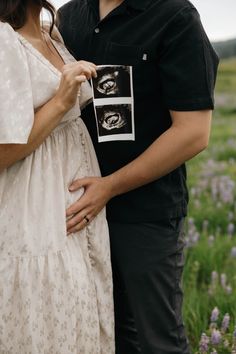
[159,7,219,111]
[0,22,34,144]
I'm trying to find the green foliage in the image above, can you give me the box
[183,58,236,353]
[215,57,236,94]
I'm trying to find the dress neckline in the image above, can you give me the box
[16,31,67,77]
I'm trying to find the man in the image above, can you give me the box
[58,0,219,353]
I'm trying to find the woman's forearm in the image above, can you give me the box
[0,97,67,172]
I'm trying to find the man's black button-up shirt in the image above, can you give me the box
[58,0,219,222]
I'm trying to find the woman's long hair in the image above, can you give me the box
[0,0,56,35]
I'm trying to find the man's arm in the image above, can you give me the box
[66,109,212,234]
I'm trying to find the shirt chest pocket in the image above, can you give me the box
[105,42,144,65]
[105,42,158,96]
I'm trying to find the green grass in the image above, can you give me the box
[215,57,236,93]
[183,58,236,352]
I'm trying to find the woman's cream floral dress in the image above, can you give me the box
[0,22,114,354]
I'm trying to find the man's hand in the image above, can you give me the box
[66,176,114,234]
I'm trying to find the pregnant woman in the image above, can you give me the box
[0,1,114,353]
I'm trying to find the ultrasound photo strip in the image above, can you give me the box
[91,65,135,143]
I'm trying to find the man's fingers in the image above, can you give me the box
[67,218,87,235]
[67,213,94,235]
[66,199,83,216]
[66,208,90,229]
[69,177,90,192]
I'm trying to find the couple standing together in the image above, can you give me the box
[0,0,218,353]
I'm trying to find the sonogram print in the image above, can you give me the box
[91,65,134,142]
[96,104,132,136]
[93,66,131,99]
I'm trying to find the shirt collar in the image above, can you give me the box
[126,0,152,11]
[87,0,151,12]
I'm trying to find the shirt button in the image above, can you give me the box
[94,28,100,33]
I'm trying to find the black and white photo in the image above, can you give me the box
[91,65,134,142]
[92,65,132,99]
[96,104,133,139]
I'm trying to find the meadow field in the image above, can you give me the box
[183,58,236,353]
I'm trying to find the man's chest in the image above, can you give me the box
[64,7,164,99]
[64,1,166,64]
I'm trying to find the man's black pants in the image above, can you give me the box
[108,218,191,354]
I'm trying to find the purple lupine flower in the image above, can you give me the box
[188,217,194,225]
[202,219,209,232]
[208,235,215,246]
[211,271,218,282]
[225,285,232,294]
[232,328,236,353]
[209,272,219,295]
[228,223,235,236]
[199,333,209,353]
[231,247,236,258]
[221,313,230,332]
[211,329,222,345]
[186,218,200,248]
[220,273,227,289]
[190,187,197,197]
[211,307,220,322]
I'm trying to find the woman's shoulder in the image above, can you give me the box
[0,20,23,53]
[0,20,16,39]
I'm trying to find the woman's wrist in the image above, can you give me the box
[51,96,69,116]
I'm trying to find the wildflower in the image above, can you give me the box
[233,326,236,344]
[199,333,209,353]
[210,350,217,354]
[202,219,209,232]
[190,187,197,196]
[221,313,230,333]
[208,235,215,246]
[228,223,235,236]
[209,272,219,295]
[223,339,229,347]
[225,285,232,294]
[220,273,227,289]
[186,218,200,248]
[211,307,220,322]
[188,217,195,226]
[211,271,218,282]
[211,329,222,345]
[231,247,236,258]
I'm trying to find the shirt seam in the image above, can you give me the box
[157,4,197,37]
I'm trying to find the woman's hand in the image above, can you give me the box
[55,60,97,112]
